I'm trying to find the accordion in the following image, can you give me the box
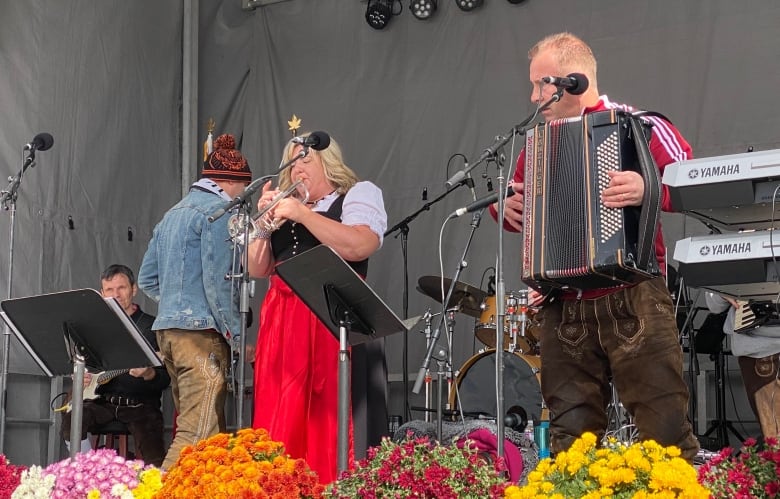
[521,110,662,293]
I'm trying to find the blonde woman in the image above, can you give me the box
[247,132,387,483]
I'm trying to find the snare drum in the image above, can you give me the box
[450,349,547,424]
[475,293,537,353]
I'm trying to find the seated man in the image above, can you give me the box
[705,292,780,439]
[61,264,170,466]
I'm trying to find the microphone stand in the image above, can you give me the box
[0,149,40,451]
[445,91,562,189]
[208,147,310,430]
[208,175,275,223]
[412,207,484,442]
[384,178,476,423]
[463,90,564,458]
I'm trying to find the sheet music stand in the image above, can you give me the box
[276,245,418,474]
[0,289,161,458]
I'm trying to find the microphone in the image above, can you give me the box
[473,407,528,431]
[23,132,54,152]
[541,73,589,95]
[448,186,515,218]
[445,130,520,188]
[504,405,528,431]
[291,131,330,151]
[464,169,477,201]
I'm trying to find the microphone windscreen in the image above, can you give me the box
[566,73,589,95]
[309,131,331,151]
[34,132,54,151]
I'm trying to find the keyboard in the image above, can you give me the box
[673,231,780,300]
[663,149,780,231]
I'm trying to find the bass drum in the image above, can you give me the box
[450,349,546,424]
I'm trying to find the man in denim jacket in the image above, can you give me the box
[139,134,250,469]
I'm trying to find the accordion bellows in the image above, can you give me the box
[521,110,662,293]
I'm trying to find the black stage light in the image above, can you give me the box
[455,0,483,11]
[410,0,437,19]
[366,0,398,30]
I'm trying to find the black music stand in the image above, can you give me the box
[695,311,744,449]
[275,245,418,474]
[701,347,745,449]
[0,289,161,457]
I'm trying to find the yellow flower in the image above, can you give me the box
[132,467,163,499]
[505,433,709,499]
[572,432,598,453]
[623,446,651,472]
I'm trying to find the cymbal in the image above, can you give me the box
[417,276,487,318]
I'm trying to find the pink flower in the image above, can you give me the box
[42,448,149,498]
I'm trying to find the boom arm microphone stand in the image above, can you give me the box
[442,90,563,457]
[384,176,479,423]
[208,147,312,429]
[0,147,47,452]
[412,203,484,441]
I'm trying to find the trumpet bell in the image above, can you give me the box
[227,213,257,243]
[226,178,309,244]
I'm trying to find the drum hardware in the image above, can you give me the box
[516,290,529,347]
[413,244,485,441]
[416,307,442,423]
[605,381,637,444]
[425,309,457,440]
[476,290,540,354]
[442,309,457,412]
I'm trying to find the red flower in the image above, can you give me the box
[325,436,508,498]
[700,438,780,498]
[0,454,26,499]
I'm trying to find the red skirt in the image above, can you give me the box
[252,274,353,484]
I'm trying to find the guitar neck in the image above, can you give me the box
[65,368,133,412]
[96,368,131,385]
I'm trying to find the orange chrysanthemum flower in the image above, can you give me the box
[157,428,324,499]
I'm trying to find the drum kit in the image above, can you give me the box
[415,275,547,430]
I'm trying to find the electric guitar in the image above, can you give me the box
[58,369,131,413]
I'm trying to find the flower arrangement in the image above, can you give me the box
[10,466,54,499]
[156,427,323,498]
[324,435,509,499]
[107,468,164,499]
[698,436,780,498]
[0,455,26,499]
[504,432,710,499]
[12,448,150,499]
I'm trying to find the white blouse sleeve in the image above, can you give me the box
[341,181,388,247]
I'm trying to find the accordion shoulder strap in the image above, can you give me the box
[629,114,662,272]
[631,109,674,125]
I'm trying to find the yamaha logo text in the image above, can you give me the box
[697,163,740,178]
[699,242,752,256]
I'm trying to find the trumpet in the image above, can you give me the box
[227,179,309,243]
